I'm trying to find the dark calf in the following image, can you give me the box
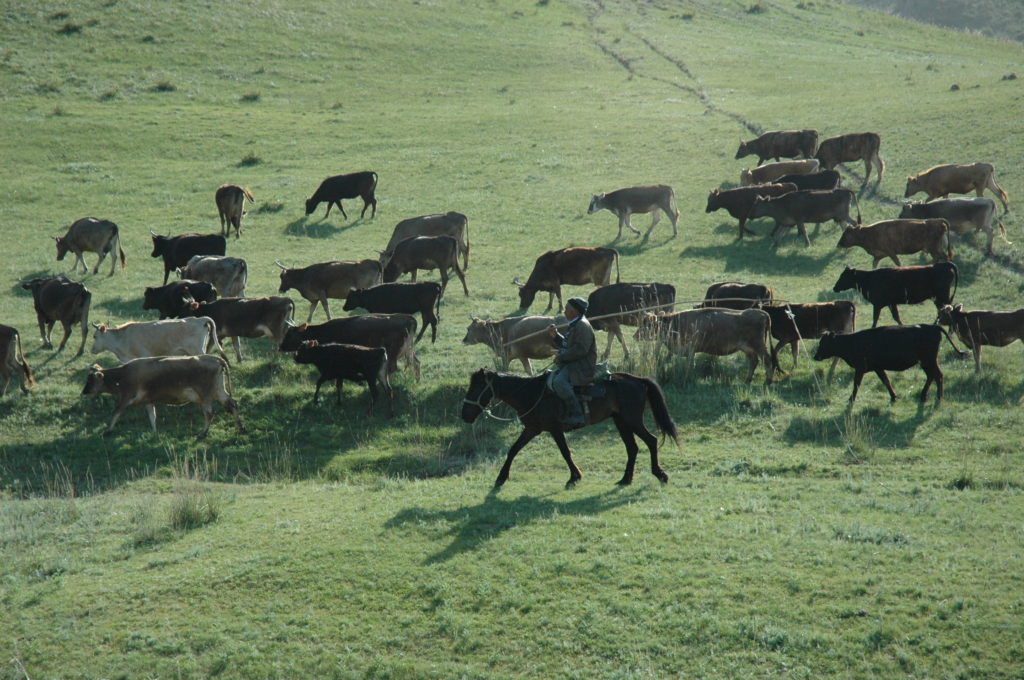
[342,282,443,344]
[305,171,378,219]
[294,341,393,414]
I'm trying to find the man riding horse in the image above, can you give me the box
[548,297,597,428]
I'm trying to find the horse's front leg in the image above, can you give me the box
[494,426,541,488]
[550,430,583,488]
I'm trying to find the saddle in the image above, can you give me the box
[573,383,607,399]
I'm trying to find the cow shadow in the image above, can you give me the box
[783,404,933,450]
[283,216,362,238]
[9,270,59,296]
[602,233,678,255]
[94,295,145,321]
[385,487,643,564]
[945,369,1024,406]
[679,241,841,277]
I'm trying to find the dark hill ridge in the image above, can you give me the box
[841,0,1024,43]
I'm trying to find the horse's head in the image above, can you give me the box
[461,368,495,423]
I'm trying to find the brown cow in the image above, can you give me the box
[735,129,818,165]
[748,189,860,246]
[904,163,1009,214]
[814,132,884,185]
[739,159,819,187]
[705,183,796,240]
[758,301,856,374]
[55,217,126,277]
[180,296,295,362]
[899,197,1007,256]
[0,324,34,397]
[279,314,420,379]
[385,212,470,271]
[178,255,247,298]
[697,281,774,310]
[462,315,564,374]
[515,247,619,312]
[277,259,382,323]
[20,276,92,357]
[635,308,774,385]
[215,184,255,239]
[587,185,679,240]
[937,304,1024,373]
[837,218,952,267]
[82,355,244,438]
[381,235,468,296]
[587,282,676,360]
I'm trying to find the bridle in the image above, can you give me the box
[462,372,496,413]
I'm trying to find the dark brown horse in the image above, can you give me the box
[461,369,678,488]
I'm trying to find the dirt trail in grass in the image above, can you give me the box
[583,0,1024,277]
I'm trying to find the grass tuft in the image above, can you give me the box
[746,3,767,14]
[56,22,82,35]
[239,91,261,103]
[237,152,261,167]
[151,80,176,92]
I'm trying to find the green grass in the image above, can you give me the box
[2,0,1024,677]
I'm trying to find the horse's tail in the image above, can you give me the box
[640,377,678,445]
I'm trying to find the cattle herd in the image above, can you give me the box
[0,139,1018,449]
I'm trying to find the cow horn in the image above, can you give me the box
[274,260,287,270]
[512,277,523,287]
[91,322,100,330]
[284,319,297,327]
[150,230,157,236]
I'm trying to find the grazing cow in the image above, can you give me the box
[279,314,420,379]
[82,355,244,438]
[215,184,255,239]
[759,301,856,372]
[343,282,443,344]
[55,217,126,277]
[899,197,1007,256]
[635,308,774,385]
[832,262,958,327]
[385,212,470,271]
[381,235,469,296]
[697,281,774,310]
[277,259,382,323]
[587,185,680,240]
[462,315,565,374]
[515,247,619,312]
[814,132,885,184]
[142,280,218,319]
[705,183,797,240]
[773,170,841,192]
[814,325,963,404]
[181,296,295,362]
[586,282,676,360]
[178,255,247,298]
[837,218,952,267]
[150,232,226,285]
[20,276,91,357]
[904,163,1009,214]
[90,317,227,363]
[735,129,818,165]
[305,171,378,219]
[937,304,1024,373]
[294,341,392,413]
[748,189,860,246]
[740,159,820,187]
[0,325,34,397]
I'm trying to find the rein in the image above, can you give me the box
[463,372,548,423]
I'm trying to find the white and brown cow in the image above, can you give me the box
[55,217,126,277]
[739,159,820,187]
[277,259,382,323]
[90,317,228,363]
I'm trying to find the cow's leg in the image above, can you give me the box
[321,298,332,320]
[306,301,318,324]
[889,305,904,325]
[36,316,50,347]
[146,405,158,431]
[797,222,811,247]
[744,350,757,383]
[231,337,243,363]
[452,263,469,297]
[762,347,773,386]
[313,376,327,404]
[849,370,866,404]
[494,426,541,488]
[553,288,562,312]
[365,378,377,415]
[322,202,332,219]
[827,357,841,383]
[0,370,10,397]
[103,400,131,436]
[869,306,882,328]
[107,248,118,277]
[611,415,640,486]
[543,291,554,313]
[623,210,641,236]
[608,323,629,360]
[643,210,662,240]
[520,357,534,375]
[875,369,898,402]
[973,344,982,373]
[75,320,88,358]
[196,402,215,439]
[55,321,73,353]
[550,430,583,488]
[335,378,344,405]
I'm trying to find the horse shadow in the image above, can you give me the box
[385,488,644,564]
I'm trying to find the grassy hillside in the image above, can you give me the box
[2,0,1023,677]
[840,0,1024,43]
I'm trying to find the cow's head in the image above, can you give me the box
[150,233,167,258]
[342,289,365,312]
[935,304,963,326]
[19,278,47,299]
[54,236,70,261]
[294,340,321,365]
[813,333,838,361]
[89,324,109,355]
[515,278,538,311]
[461,317,487,345]
[705,190,721,212]
[632,313,662,342]
[304,197,317,216]
[587,194,606,215]
[904,176,921,198]
[747,195,770,219]
[734,140,751,160]
[278,323,309,352]
[81,364,109,397]
[836,227,860,249]
[739,169,753,186]
[832,266,858,293]
[277,268,296,294]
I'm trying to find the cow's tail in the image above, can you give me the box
[640,376,679,445]
[116,230,127,270]
[996,219,1012,245]
[943,220,954,261]
[206,318,229,365]
[14,330,34,387]
[235,260,249,297]
[937,325,969,358]
[950,262,959,304]
[242,186,255,204]
[763,313,775,378]
[463,215,470,270]
[850,189,862,225]
[613,249,621,284]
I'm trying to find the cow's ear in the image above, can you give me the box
[955,303,963,312]
[89,364,102,373]
[299,323,308,331]
[190,301,200,310]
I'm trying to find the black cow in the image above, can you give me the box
[697,281,774,310]
[832,263,958,328]
[294,341,393,414]
[759,301,856,373]
[773,170,841,192]
[20,276,92,357]
[142,280,218,319]
[305,171,378,219]
[150,233,227,285]
[342,282,443,344]
[279,314,420,379]
[814,325,964,404]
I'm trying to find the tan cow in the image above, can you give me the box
[739,159,819,187]
[215,184,255,239]
[587,185,679,240]
[55,217,126,277]
[82,355,244,438]
[0,324,34,396]
[178,255,248,298]
[277,259,382,323]
[90,317,228,363]
[385,212,470,271]
[937,304,1024,373]
[635,308,774,385]
[462,315,566,374]
[814,132,885,185]
[904,163,1009,214]
[515,246,619,312]
[837,218,952,267]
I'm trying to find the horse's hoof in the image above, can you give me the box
[565,477,581,489]
[616,477,633,486]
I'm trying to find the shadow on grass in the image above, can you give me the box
[679,240,842,277]
[601,231,678,255]
[94,295,145,319]
[783,402,934,449]
[283,215,365,238]
[386,487,644,564]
